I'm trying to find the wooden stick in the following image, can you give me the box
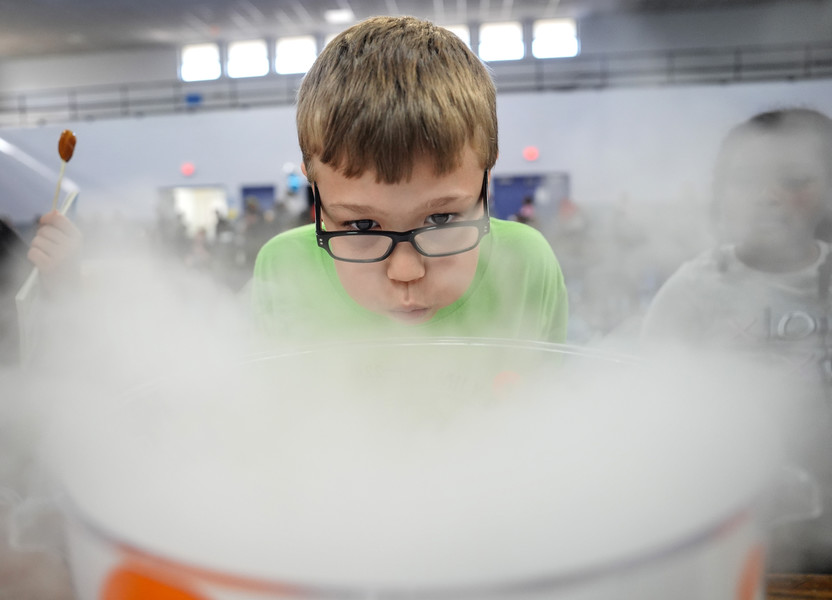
[52,160,66,211]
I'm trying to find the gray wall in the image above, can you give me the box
[2,78,830,225]
[0,106,298,222]
[2,1,831,225]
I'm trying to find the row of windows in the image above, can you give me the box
[180,19,579,82]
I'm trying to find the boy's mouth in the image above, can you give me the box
[388,306,432,323]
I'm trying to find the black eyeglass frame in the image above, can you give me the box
[314,170,491,263]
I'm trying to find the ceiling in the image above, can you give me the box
[0,0,786,60]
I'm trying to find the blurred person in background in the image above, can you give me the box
[0,209,81,599]
[239,197,277,272]
[515,195,537,225]
[641,108,832,574]
[0,217,29,365]
[1,210,82,365]
[183,227,212,271]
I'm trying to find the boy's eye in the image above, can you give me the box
[426,213,456,226]
[347,219,378,231]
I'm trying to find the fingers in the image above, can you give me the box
[38,210,82,239]
[27,211,82,273]
[26,245,52,271]
[28,236,68,270]
[28,238,66,272]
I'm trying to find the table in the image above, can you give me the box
[768,574,832,599]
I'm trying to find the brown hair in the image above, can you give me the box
[297,16,498,184]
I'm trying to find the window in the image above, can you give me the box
[228,39,269,78]
[323,8,354,24]
[478,22,524,61]
[532,19,579,58]
[180,43,221,82]
[444,25,470,48]
[275,36,318,74]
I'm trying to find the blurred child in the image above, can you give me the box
[641,108,832,573]
[1,211,82,365]
[252,16,567,343]
[642,109,832,367]
[0,210,80,596]
[514,195,537,225]
[0,218,28,364]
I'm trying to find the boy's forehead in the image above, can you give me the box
[729,131,827,165]
[308,150,482,183]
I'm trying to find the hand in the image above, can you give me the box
[27,211,82,292]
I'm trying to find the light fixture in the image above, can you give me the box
[324,8,354,24]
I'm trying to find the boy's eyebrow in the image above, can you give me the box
[423,194,476,210]
[325,203,377,216]
[328,194,475,215]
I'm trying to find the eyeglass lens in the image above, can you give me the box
[328,225,482,261]
[329,235,393,261]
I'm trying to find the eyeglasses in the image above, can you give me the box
[314,171,491,263]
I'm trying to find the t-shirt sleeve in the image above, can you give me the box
[250,235,307,341]
[546,261,569,343]
[251,243,280,334]
[518,225,569,344]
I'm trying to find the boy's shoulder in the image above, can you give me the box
[260,223,314,249]
[255,224,315,267]
[252,224,332,298]
[487,218,557,268]
[489,217,551,248]
[670,245,735,277]
[251,224,334,338]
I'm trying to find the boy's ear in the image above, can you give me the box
[301,162,308,177]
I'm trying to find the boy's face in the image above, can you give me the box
[309,147,486,324]
[719,130,830,246]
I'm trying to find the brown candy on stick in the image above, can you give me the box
[52,129,77,211]
[58,129,76,162]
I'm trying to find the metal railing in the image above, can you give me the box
[1,40,831,128]
[489,40,832,92]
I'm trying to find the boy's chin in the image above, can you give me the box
[386,307,434,324]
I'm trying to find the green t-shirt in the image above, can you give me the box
[252,218,568,343]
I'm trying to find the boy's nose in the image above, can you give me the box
[385,241,426,283]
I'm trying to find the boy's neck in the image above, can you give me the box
[735,239,821,273]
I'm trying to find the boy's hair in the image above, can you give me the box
[711,108,832,239]
[714,108,832,193]
[296,16,498,184]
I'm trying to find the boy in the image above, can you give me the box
[641,108,832,573]
[641,109,832,361]
[252,16,567,343]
